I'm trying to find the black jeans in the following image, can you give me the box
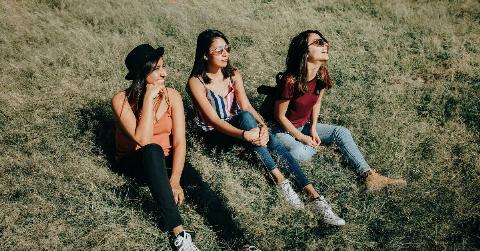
[116,143,247,248]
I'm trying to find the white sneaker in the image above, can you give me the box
[174,231,200,251]
[242,244,261,251]
[278,179,304,209]
[311,196,346,226]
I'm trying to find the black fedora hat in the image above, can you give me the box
[125,44,164,80]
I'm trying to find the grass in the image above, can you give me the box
[1,0,479,250]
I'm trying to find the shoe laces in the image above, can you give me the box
[314,196,332,211]
[280,180,296,198]
[174,231,199,251]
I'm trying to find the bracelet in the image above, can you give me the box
[241,130,246,140]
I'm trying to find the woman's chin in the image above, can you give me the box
[318,57,328,63]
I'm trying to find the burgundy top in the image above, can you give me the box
[276,76,325,127]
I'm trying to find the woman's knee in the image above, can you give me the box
[273,132,297,151]
[290,146,316,161]
[333,126,352,139]
[141,143,164,152]
[235,111,257,130]
[140,143,166,159]
[271,133,315,161]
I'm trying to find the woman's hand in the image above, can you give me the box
[258,123,269,146]
[299,134,319,148]
[170,181,185,205]
[243,127,259,143]
[145,82,165,100]
[243,127,268,146]
[310,129,321,146]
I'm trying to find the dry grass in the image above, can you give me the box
[1,0,479,250]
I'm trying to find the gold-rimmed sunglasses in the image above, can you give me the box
[210,44,231,55]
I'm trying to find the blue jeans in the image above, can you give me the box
[273,123,371,174]
[204,111,310,187]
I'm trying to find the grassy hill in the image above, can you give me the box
[1,0,479,250]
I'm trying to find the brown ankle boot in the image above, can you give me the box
[364,170,406,191]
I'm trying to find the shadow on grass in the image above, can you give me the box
[77,100,117,166]
[76,100,166,221]
[77,99,253,249]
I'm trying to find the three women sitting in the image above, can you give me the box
[112,29,406,250]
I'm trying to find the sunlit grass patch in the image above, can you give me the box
[1,0,479,250]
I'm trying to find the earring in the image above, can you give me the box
[204,56,208,60]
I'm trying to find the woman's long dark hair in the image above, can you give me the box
[189,29,236,84]
[282,30,333,93]
[126,56,162,118]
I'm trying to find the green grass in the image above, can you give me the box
[1,0,479,250]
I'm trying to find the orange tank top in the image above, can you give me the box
[115,106,173,160]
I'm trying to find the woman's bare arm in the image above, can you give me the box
[310,89,324,126]
[188,76,262,143]
[111,86,159,146]
[168,88,186,205]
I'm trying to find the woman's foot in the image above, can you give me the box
[174,231,200,251]
[278,179,304,209]
[364,170,406,191]
[310,196,346,226]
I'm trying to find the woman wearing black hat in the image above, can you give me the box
[112,44,254,251]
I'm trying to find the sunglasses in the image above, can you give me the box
[210,44,231,55]
[308,38,328,47]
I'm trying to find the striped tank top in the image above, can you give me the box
[194,77,240,132]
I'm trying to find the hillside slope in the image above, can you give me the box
[1,0,479,250]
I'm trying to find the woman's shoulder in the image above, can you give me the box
[231,69,241,79]
[166,87,181,99]
[187,76,203,87]
[166,87,184,105]
[112,90,127,105]
[230,69,243,86]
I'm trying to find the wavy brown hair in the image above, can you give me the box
[281,30,333,93]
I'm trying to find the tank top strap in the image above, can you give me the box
[228,77,236,95]
[197,76,212,96]
[197,76,207,86]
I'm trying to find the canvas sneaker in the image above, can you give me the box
[311,196,346,226]
[174,231,200,251]
[278,179,304,209]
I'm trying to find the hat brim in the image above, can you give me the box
[125,46,165,80]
